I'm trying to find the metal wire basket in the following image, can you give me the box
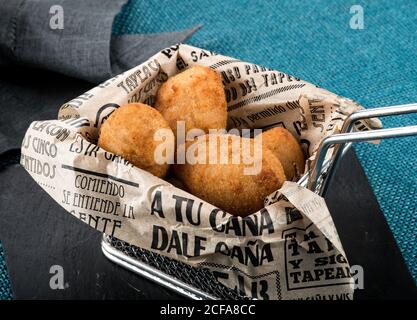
[102,103,417,300]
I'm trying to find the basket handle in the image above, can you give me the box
[308,103,417,194]
[339,102,417,158]
[341,102,417,133]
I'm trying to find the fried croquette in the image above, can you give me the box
[155,66,227,137]
[173,134,286,216]
[98,103,174,178]
[261,127,305,180]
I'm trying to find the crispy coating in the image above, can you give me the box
[174,134,286,216]
[261,127,305,180]
[98,103,173,178]
[155,66,227,137]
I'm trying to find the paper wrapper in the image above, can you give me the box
[20,44,380,300]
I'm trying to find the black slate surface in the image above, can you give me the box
[323,150,416,300]
[0,67,415,300]
[0,162,180,300]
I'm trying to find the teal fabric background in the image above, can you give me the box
[114,0,417,281]
[0,243,12,299]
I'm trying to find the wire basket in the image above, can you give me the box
[103,235,249,299]
[102,103,417,300]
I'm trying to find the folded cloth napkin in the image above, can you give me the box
[0,0,200,83]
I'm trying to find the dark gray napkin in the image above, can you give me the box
[0,0,200,83]
[0,0,200,154]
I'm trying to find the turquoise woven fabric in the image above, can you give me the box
[113,0,417,282]
[0,242,12,299]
